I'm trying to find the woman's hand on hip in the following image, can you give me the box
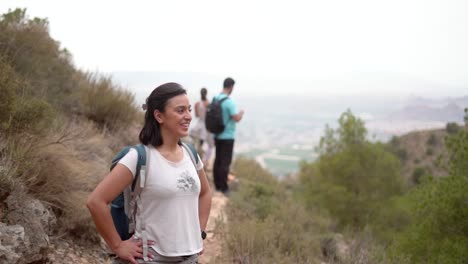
[115,238,155,264]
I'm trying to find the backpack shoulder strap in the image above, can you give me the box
[213,96,229,104]
[181,142,200,170]
[130,144,147,191]
[220,96,229,103]
[130,144,150,261]
[218,96,229,104]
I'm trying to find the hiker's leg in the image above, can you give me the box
[214,139,234,192]
[221,140,234,192]
[213,139,223,191]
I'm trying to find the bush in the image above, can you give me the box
[7,97,54,136]
[385,136,408,164]
[0,57,21,129]
[446,122,460,134]
[426,147,434,156]
[231,156,278,186]
[79,73,139,131]
[395,148,408,164]
[216,157,326,263]
[426,133,438,146]
[0,9,78,110]
[389,176,468,263]
[299,111,405,230]
[411,167,430,185]
[389,136,399,148]
[445,129,468,177]
[0,35,55,138]
[389,117,468,263]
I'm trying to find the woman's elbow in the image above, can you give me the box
[86,193,100,212]
[203,186,212,199]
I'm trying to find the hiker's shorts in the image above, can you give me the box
[111,247,198,264]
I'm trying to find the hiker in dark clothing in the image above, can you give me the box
[212,77,244,195]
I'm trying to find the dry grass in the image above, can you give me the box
[213,157,327,264]
[1,115,142,243]
[37,118,140,242]
[78,72,139,132]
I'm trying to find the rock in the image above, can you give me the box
[5,192,57,263]
[320,233,349,262]
[0,223,25,263]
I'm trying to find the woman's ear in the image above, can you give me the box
[154,109,163,124]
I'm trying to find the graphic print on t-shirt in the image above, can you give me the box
[177,170,198,192]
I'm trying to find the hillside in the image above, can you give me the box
[0,9,143,263]
[1,8,466,264]
[387,123,466,184]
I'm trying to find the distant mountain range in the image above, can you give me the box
[386,96,468,122]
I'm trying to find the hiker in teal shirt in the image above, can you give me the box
[213,93,238,140]
[212,77,244,194]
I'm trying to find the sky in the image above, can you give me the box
[1,0,467,97]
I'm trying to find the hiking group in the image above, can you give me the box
[87,78,244,264]
[192,77,244,195]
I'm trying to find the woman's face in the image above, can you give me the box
[155,94,192,138]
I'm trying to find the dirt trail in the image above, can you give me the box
[198,190,229,264]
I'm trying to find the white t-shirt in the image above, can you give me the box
[118,145,204,256]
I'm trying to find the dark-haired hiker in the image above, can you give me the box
[190,87,214,167]
[87,83,212,264]
[212,77,244,195]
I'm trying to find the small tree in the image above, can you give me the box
[390,110,468,263]
[300,110,405,229]
[446,122,460,134]
[426,133,437,146]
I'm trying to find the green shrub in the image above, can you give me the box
[395,148,408,163]
[0,57,21,130]
[0,57,55,136]
[426,147,434,156]
[299,111,405,230]
[79,73,139,131]
[389,117,468,263]
[446,122,460,134]
[216,157,326,263]
[389,136,399,148]
[389,176,468,263]
[229,157,283,220]
[7,97,54,136]
[232,156,278,185]
[0,9,77,110]
[385,136,408,164]
[411,167,431,185]
[426,133,438,146]
[445,129,468,177]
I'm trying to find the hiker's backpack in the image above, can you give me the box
[110,143,199,243]
[205,96,229,134]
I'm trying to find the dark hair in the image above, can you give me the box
[139,82,187,147]
[223,77,235,89]
[200,87,207,101]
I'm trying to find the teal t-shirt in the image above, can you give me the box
[214,93,238,140]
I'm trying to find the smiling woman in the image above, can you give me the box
[87,82,212,264]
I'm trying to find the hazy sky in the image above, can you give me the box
[1,0,467,97]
